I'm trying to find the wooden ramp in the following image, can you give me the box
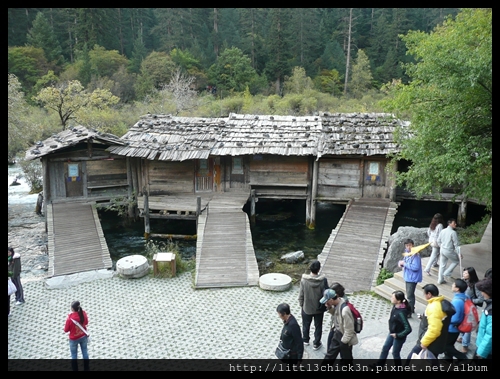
[47,202,112,277]
[318,198,398,294]
[195,191,259,288]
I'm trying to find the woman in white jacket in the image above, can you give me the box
[424,213,444,276]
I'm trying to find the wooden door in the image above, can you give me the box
[195,158,213,192]
[213,157,221,192]
[65,162,84,197]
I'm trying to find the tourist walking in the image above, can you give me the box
[321,288,358,365]
[458,267,484,353]
[8,247,24,305]
[424,213,444,275]
[276,303,303,365]
[398,238,422,317]
[443,279,469,362]
[64,300,90,371]
[298,260,328,350]
[474,278,492,360]
[437,218,461,284]
[373,290,412,367]
[405,284,450,367]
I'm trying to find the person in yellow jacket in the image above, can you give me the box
[405,284,450,366]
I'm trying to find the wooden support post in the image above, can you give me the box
[457,198,467,227]
[250,189,256,224]
[308,159,318,229]
[126,157,134,218]
[143,188,150,239]
[196,196,201,230]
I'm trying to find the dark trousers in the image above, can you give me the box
[405,281,417,315]
[11,276,23,303]
[301,309,324,345]
[323,329,353,364]
[377,333,407,366]
[443,331,468,361]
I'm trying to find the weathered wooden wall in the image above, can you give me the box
[45,147,129,203]
[146,160,194,194]
[317,158,362,199]
[86,158,128,198]
[361,158,390,198]
[317,157,392,200]
[249,155,309,185]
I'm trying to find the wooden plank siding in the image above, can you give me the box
[318,198,398,294]
[47,202,112,277]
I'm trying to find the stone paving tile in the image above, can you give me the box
[8,272,395,360]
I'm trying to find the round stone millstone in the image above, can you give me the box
[259,273,292,291]
[116,255,149,279]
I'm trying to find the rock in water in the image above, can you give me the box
[280,250,304,264]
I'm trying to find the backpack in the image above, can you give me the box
[441,299,456,318]
[457,298,479,333]
[341,300,363,333]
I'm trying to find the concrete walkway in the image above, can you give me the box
[8,268,478,370]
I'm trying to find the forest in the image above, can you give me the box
[8,8,491,210]
[8,8,460,100]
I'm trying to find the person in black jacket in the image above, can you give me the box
[374,290,412,367]
[277,303,303,364]
[8,247,24,305]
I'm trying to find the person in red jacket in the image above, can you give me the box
[64,300,90,371]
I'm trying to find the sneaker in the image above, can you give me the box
[303,340,310,346]
[437,280,447,285]
[313,342,322,350]
[8,312,11,317]
[433,262,439,267]
[15,301,24,305]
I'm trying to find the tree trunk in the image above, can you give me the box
[344,8,353,96]
[457,198,467,227]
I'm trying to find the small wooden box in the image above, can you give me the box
[153,252,176,277]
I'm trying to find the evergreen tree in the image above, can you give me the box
[264,8,294,95]
[26,12,64,67]
[349,49,373,98]
[289,8,322,76]
[129,35,148,74]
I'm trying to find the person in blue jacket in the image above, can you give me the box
[474,278,492,360]
[398,239,422,317]
[443,279,468,362]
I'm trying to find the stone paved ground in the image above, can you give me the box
[8,270,476,362]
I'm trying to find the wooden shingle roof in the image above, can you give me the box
[25,126,125,161]
[106,112,408,161]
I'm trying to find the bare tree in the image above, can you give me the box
[344,8,353,96]
[163,67,197,115]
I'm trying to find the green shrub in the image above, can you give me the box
[376,267,394,286]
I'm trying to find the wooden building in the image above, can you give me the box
[25,126,130,215]
[107,112,406,228]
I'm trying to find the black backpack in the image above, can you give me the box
[441,299,456,318]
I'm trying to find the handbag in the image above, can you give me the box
[411,349,436,360]
[71,318,91,344]
[275,340,290,360]
[8,278,17,296]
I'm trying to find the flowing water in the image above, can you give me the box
[8,163,488,265]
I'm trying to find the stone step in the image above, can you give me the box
[373,257,457,305]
